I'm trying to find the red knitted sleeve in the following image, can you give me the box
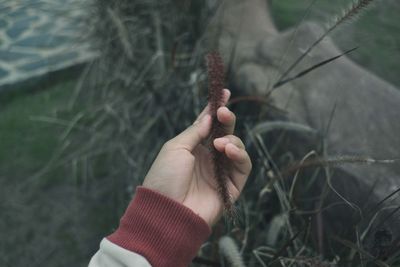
[107,186,211,267]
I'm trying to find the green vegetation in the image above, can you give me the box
[0,79,76,181]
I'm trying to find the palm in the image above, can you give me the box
[182,144,226,225]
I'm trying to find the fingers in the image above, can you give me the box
[167,114,211,151]
[195,89,235,135]
[213,135,244,151]
[165,89,232,152]
[213,135,252,192]
[217,106,236,135]
[221,88,231,105]
[195,89,231,123]
[226,143,252,192]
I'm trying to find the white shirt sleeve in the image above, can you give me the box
[89,238,152,267]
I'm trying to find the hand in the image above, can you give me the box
[142,89,252,226]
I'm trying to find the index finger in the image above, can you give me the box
[194,89,231,123]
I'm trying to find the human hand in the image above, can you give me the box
[142,89,252,226]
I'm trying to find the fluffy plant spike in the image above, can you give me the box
[218,236,246,267]
[335,0,375,25]
[206,51,235,219]
[207,52,225,117]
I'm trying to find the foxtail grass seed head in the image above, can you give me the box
[206,52,236,219]
[219,236,245,267]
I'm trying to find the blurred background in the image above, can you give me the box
[1,0,399,266]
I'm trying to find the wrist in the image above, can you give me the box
[182,196,223,227]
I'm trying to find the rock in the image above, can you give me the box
[0,67,8,79]
[0,68,8,79]
[245,24,400,233]
[0,6,12,16]
[211,0,400,252]
[34,22,54,33]
[6,16,40,39]
[205,0,277,73]
[6,8,28,19]
[0,0,95,88]
[18,51,79,72]
[14,34,70,49]
[0,18,7,29]
[0,50,39,62]
[256,22,400,192]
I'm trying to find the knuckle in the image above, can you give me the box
[227,134,235,140]
[229,135,244,148]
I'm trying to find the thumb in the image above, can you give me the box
[168,114,211,151]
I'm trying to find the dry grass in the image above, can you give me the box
[64,1,399,266]
[2,1,399,266]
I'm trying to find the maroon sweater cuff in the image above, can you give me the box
[107,186,211,267]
